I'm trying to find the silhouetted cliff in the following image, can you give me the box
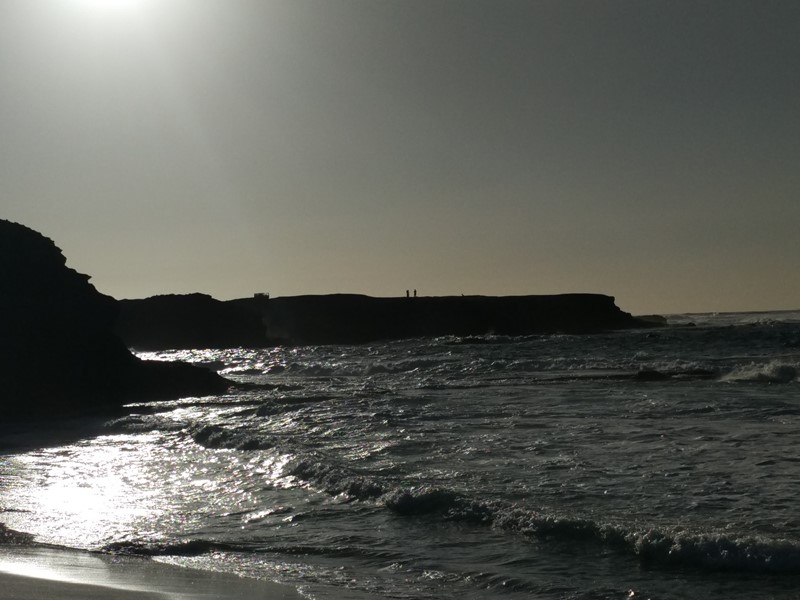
[116,293,267,350]
[259,293,648,345]
[116,292,650,349]
[0,220,229,419]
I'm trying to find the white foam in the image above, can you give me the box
[722,361,798,383]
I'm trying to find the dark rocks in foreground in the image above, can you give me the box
[0,219,229,420]
[116,292,652,349]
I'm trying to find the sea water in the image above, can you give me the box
[2,310,800,599]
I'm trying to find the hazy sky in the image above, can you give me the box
[2,0,798,314]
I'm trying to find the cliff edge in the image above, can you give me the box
[0,220,229,419]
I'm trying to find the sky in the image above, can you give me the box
[2,0,798,315]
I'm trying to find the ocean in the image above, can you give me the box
[2,310,800,599]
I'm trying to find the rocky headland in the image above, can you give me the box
[115,293,268,350]
[0,218,655,420]
[116,292,653,349]
[0,220,229,419]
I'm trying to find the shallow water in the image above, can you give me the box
[2,310,800,599]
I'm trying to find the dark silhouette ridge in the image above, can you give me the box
[0,219,230,420]
[115,292,655,350]
[259,293,650,345]
[115,293,267,350]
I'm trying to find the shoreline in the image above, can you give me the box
[0,545,302,600]
[0,572,165,600]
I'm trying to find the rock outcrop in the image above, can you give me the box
[259,293,649,345]
[116,292,653,349]
[115,293,268,350]
[0,220,229,419]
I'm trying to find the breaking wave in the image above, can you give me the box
[382,487,800,573]
[722,361,798,384]
[175,422,800,575]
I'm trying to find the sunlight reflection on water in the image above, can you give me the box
[1,426,310,551]
[2,433,178,548]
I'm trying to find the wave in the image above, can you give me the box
[280,447,800,574]
[104,533,412,562]
[384,487,495,524]
[189,423,275,451]
[667,310,800,328]
[285,457,386,500]
[103,538,243,556]
[100,462,800,576]
[166,421,800,575]
[384,487,800,574]
[722,361,798,384]
[269,394,337,405]
[105,414,186,434]
[103,535,542,596]
[440,335,523,346]
[284,455,800,574]
[630,530,800,572]
[365,358,447,376]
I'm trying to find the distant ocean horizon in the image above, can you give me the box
[2,309,800,599]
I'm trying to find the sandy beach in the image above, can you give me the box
[0,546,302,600]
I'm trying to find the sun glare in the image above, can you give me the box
[71,0,150,12]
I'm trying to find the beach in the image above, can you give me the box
[0,546,301,600]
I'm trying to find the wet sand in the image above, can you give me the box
[0,546,302,599]
[2,572,166,600]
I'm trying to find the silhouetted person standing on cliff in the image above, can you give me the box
[413,289,417,298]
[406,290,409,298]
